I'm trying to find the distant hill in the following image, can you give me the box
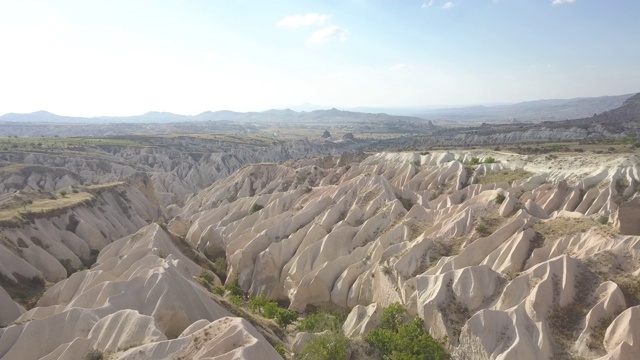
[0,108,428,125]
[2,93,636,124]
[568,93,640,128]
[416,94,635,121]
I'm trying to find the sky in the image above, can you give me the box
[0,0,639,117]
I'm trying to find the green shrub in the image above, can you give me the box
[229,294,244,307]
[365,304,450,360]
[199,270,216,285]
[250,203,264,214]
[483,156,496,164]
[60,190,68,198]
[84,349,104,360]
[249,293,270,314]
[225,273,243,296]
[597,215,609,225]
[275,308,299,328]
[380,303,406,333]
[263,301,279,319]
[495,193,506,204]
[274,344,288,358]
[212,285,225,296]
[299,332,350,360]
[367,316,450,360]
[212,256,228,281]
[469,157,480,165]
[297,309,346,333]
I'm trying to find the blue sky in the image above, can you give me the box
[0,0,638,116]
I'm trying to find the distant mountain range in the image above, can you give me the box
[1,93,636,124]
[0,108,427,124]
[414,93,635,121]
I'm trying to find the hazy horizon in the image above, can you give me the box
[0,90,635,119]
[1,0,639,117]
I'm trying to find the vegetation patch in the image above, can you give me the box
[0,191,94,228]
[477,169,532,185]
[534,217,616,243]
[299,331,350,360]
[475,215,503,237]
[83,349,104,360]
[586,314,618,351]
[366,303,450,359]
[250,203,264,214]
[297,308,346,333]
[611,274,640,307]
[0,273,49,310]
[548,265,599,359]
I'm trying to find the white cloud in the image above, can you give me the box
[307,26,347,43]
[277,13,331,28]
[421,0,434,8]
[442,2,455,9]
[390,64,410,71]
[552,0,576,4]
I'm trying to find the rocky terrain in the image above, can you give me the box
[398,93,640,149]
[2,140,640,359]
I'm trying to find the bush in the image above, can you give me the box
[380,303,406,332]
[212,285,225,296]
[263,301,279,319]
[469,157,480,165]
[275,308,299,327]
[274,344,288,358]
[483,156,496,164]
[249,293,270,314]
[212,256,228,281]
[597,215,609,225]
[367,313,450,360]
[297,309,346,333]
[84,349,104,360]
[495,193,506,204]
[199,270,216,285]
[250,203,264,214]
[229,294,244,307]
[225,273,243,297]
[60,190,67,198]
[299,332,350,360]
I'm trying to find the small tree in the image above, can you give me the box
[299,332,350,360]
[366,303,450,360]
[60,190,68,198]
[275,308,299,327]
[380,302,406,333]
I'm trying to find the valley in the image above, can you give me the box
[1,96,640,360]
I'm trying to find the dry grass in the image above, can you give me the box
[0,192,94,227]
[475,214,505,237]
[85,181,127,191]
[534,217,617,242]
[477,169,532,185]
[0,272,51,310]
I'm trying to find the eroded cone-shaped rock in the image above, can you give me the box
[0,287,24,327]
[601,306,640,359]
[343,303,381,338]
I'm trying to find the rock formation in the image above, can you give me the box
[2,149,640,359]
